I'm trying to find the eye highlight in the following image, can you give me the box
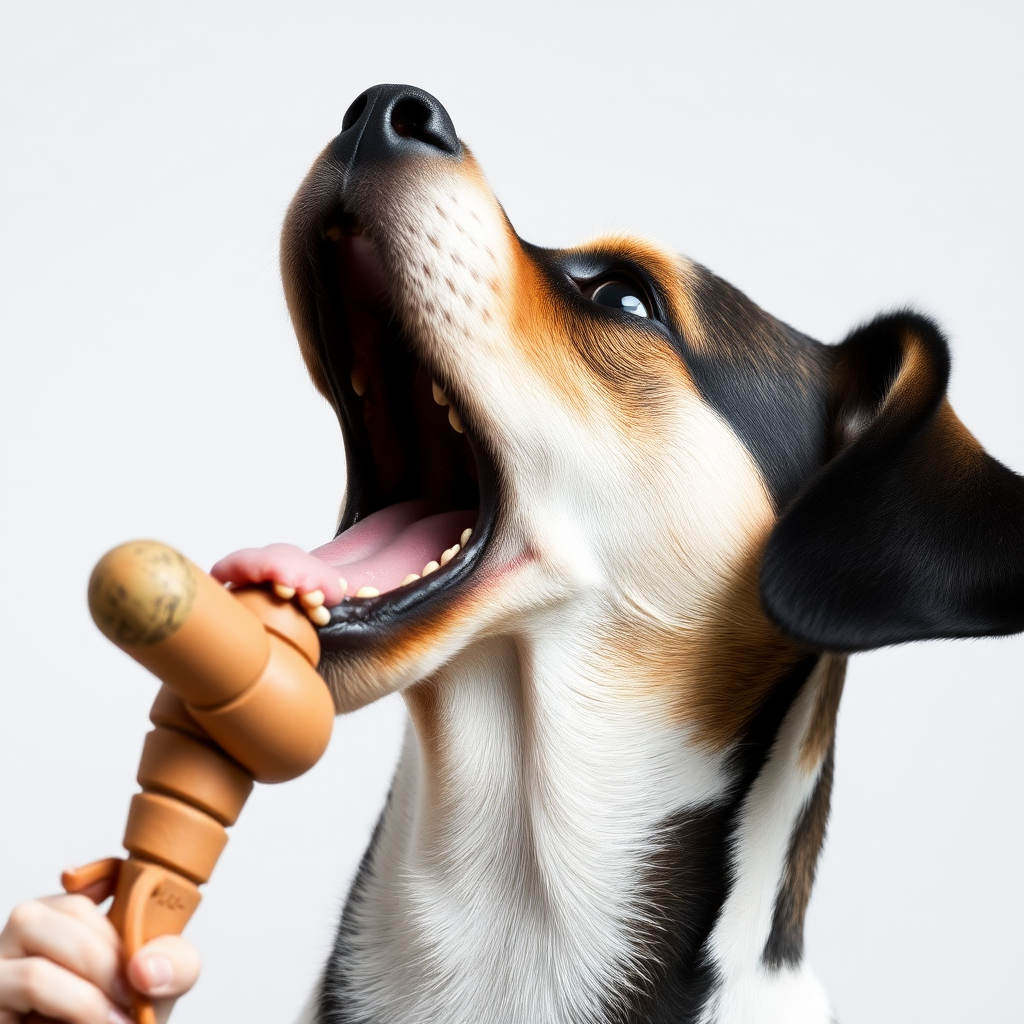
[583,276,651,318]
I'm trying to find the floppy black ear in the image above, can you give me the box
[760,312,1024,652]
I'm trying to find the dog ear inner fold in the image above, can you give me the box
[759,311,1024,652]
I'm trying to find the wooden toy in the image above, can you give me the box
[26,541,334,1024]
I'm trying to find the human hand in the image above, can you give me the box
[0,883,200,1024]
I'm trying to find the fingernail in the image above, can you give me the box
[109,1008,134,1024]
[142,954,173,993]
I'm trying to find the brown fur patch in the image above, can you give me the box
[601,545,806,751]
[799,654,846,772]
[763,741,835,969]
[504,237,703,432]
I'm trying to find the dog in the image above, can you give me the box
[212,84,1024,1024]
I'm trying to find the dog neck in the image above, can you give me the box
[320,618,844,1024]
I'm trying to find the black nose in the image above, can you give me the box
[330,84,461,170]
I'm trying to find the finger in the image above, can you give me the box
[71,878,117,905]
[0,902,127,1006]
[0,956,132,1024]
[126,935,201,1000]
[40,895,123,952]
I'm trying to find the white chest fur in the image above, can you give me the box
[325,634,835,1024]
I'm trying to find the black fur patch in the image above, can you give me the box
[760,312,1024,651]
[679,269,835,512]
[614,657,817,1023]
[763,741,835,969]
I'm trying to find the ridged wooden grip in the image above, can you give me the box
[58,540,337,1024]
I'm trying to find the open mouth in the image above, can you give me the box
[306,213,497,640]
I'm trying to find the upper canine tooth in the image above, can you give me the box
[432,380,449,406]
[448,407,464,433]
[351,367,367,396]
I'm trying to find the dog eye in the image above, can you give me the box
[585,277,650,318]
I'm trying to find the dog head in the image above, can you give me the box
[281,85,1024,744]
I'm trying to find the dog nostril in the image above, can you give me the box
[342,93,368,132]
[331,86,461,165]
[391,97,436,145]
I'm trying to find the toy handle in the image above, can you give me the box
[26,541,335,1023]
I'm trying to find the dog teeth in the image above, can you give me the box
[338,577,348,594]
[351,367,368,396]
[431,380,465,433]
[299,589,326,609]
[324,225,342,242]
[273,583,296,600]
[308,606,331,626]
[341,532,473,598]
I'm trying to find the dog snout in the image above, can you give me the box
[330,84,461,171]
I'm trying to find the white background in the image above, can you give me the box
[1,3,1022,1022]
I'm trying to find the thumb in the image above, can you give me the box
[127,934,202,1000]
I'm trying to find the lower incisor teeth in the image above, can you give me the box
[308,606,331,627]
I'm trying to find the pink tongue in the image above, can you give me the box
[310,499,476,596]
